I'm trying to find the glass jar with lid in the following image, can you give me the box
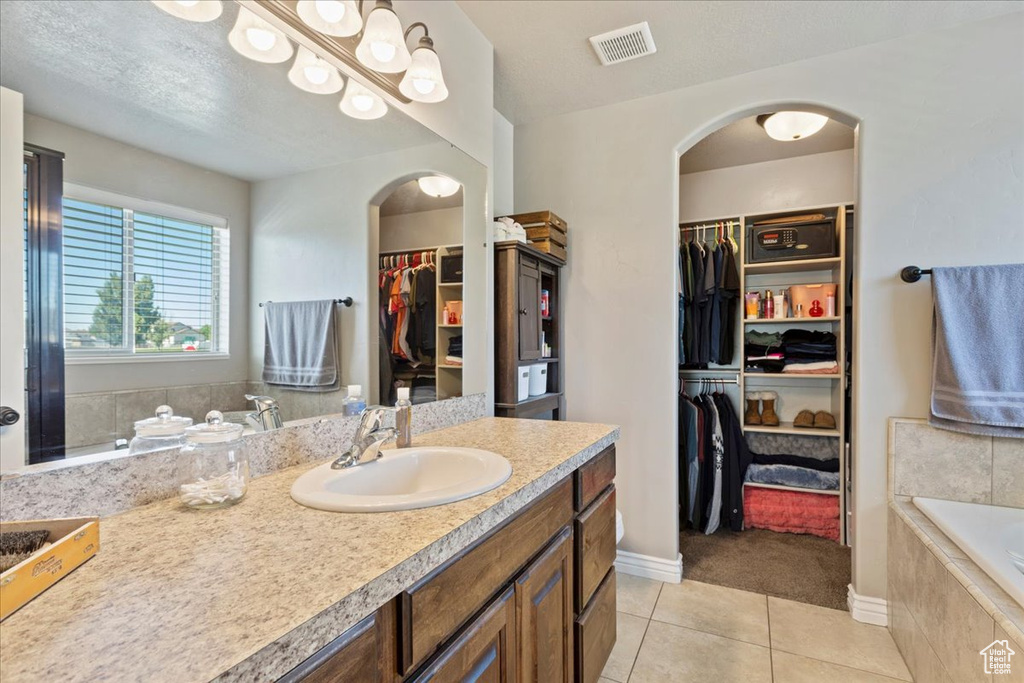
[178,410,249,509]
[128,405,192,457]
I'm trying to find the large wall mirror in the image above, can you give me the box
[0,0,487,467]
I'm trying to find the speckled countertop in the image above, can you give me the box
[0,418,618,683]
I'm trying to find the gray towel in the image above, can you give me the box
[930,264,1024,438]
[262,300,340,392]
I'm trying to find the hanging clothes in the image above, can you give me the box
[680,222,740,369]
[378,251,438,402]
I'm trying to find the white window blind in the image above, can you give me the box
[62,187,229,358]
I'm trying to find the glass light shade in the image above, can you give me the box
[339,81,388,120]
[417,175,460,198]
[399,44,448,103]
[228,7,293,64]
[295,0,362,37]
[151,0,223,22]
[355,5,412,73]
[759,112,829,141]
[288,46,344,94]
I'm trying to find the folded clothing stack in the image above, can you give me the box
[445,335,463,366]
[781,329,837,374]
[744,330,784,373]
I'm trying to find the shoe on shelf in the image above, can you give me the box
[814,411,837,429]
[744,392,762,425]
[794,409,816,428]
[760,391,780,427]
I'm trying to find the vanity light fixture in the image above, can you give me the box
[417,175,460,198]
[288,46,345,94]
[757,112,829,141]
[398,23,449,103]
[151,0,223,22]
[355,0,412,74]
[228,6,294,63]
[339,80,388,120]
[296,0,362,37]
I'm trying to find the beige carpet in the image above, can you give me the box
[680,528,851,610]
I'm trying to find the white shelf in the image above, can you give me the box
[438,324,462,328]
[438,282,463,287]
[744,257,841,274]
[744,316,840,325]
[743,372,841,380]
[437,364,463,370]
[743,481,840,496]
[743,421,840,437]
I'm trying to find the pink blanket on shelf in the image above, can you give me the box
[743,487,840,541]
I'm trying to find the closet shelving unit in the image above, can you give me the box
[679,204,851,543]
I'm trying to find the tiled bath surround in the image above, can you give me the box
[1,393,487,521]
[887,418,1024,683]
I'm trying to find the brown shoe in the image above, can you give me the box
[760,391,780,427]
[744,393,762,425]
[814,411,837,429]
[794,410,816,428]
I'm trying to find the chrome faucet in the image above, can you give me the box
[245,394,283,432]
[331,406,397,469]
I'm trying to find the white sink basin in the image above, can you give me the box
[290,447,513,512]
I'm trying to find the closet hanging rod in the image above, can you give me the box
[259,298,353,308]
[900,266,933,283]
[379,247,439,256]
[682,377,740,385]
[679,220,739,233]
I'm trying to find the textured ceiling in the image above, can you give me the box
[457,0,1023,124]
[0,0,439,182]
[679,117,854,175]
[380,179,464,216]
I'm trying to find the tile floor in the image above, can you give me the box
[601,574,913,683]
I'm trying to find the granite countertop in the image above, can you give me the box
[0,418,618,682]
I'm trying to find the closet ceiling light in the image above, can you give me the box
[355,1,412,73]
[418,175,460,198]
[757,112,829,141]
[339,80,388,120]
[399,31,448,103]
[229,7,294,63]
[151,0,223,22]
[296,0,362,37]
[288,46,345,94]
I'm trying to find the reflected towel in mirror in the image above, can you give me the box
[262,300,340,392]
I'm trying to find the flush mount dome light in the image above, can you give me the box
[757,112,829,141]
[356,0,412,73]
[151,0,223,22]
[418,175,460,198]
[339,80,388,120]
[289,46,344,94]
[757,111,829,141]
[296,0,362,37]
[229,6,293,63]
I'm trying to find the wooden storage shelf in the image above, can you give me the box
[520,357,559,365]
[744,256,841,274]
[743,481,840,496]
[743,421,840,437]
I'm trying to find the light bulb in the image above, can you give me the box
[339,80,387,120]
[353,95,374,112]
[246,27,276,52]
[370,41,396,64]
[151,0,222,21]
[413,78,435,95]
[315,0,345,23]
[304,63,329,85]
[288,46,344,94]
[176,0,199,6]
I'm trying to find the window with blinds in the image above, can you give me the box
[62,188,229,357]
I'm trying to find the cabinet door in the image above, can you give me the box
[516,527,574,683]
[517,257,542,361]
[409,586,517,683]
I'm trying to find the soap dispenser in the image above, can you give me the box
[396,387,412,448]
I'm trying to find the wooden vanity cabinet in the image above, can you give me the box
[280,447,617,683]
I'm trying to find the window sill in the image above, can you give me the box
[65,353,231,366]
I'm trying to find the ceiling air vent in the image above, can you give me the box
[589,22,657,66]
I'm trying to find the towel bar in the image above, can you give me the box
[259,298,353,307]
[900,266,932,283]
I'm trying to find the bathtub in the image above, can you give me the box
[913,497,1024,607]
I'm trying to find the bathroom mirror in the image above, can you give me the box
[0,0,487,466]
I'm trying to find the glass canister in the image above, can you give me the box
[128,405,192,457]
[178,410,249,510]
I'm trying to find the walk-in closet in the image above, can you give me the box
[378,179,465,405]
[677,113,856,610]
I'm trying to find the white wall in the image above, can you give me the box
[250,142,489,404]
[0,87,25,470]
[380,206,463,252]
[23,115,251,394]
[679,149,855,222]
[493,110,514,216]
[514,13,1024,603]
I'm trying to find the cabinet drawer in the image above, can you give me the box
[401,478,573,673]
[279,600,397,683]
[574,446,615,512]
[574,569,616,683]
[574,485,616,612]
[409,585,516,683]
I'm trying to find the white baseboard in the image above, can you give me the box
[848,584,888,626]
[615,550,683,583]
